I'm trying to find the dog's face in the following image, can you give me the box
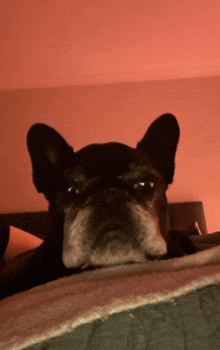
[27,114,179,269]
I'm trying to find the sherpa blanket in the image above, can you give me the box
[1,240,220,350]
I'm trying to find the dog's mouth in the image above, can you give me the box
[88,222,164,267]
[62,206,168,269]
[94,224,136,247]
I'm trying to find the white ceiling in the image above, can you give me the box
[1,0,220,90]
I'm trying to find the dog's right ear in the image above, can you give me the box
[27,124,75,196]
[137,114,179,185]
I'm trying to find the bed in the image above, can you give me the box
[1,201,220,350]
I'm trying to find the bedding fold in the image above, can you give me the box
[0,243,220,350]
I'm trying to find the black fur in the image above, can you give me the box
[1,114,196,299]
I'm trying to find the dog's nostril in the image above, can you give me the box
[106,225,121,231]
[105,188,118,197]
[101,224,122,233]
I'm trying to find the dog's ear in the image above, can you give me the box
[27,123,74,196]
[137,114,180,184]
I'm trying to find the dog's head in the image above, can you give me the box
[27,114,179,269]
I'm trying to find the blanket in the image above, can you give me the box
[1,239,220,350]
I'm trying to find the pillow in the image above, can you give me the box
[4,226,43,260]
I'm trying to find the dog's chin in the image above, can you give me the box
[89,245,146,267]
[62,207,168,269]
[62,225,168,269]
[83,230,167,269]
[88,228,147,267]
[62,228,148,269]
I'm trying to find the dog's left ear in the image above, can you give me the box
[137,114,180,184]
[27,123,74,197]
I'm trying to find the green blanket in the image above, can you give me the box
[1,244,220,350]
[26,283,220,350]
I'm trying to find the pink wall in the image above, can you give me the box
[1,0,220,248]
[1,0,220,90]
[1,76,220,233]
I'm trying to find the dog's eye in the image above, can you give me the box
[133,180,154,194]
[67,186,80,195]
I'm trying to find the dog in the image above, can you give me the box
[1,114,196,299]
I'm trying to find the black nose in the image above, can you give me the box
[105,188,120,203]
[102,187,132,206]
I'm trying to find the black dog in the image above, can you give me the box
[1,114,196,298]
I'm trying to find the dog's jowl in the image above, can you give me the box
[1,114,196,298]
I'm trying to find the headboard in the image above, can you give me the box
[168,201,207,235]
[0,201,207,239]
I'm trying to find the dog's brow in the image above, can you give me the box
[119,166,161,181]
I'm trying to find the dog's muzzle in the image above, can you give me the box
[62,199,167,269]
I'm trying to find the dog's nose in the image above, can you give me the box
[104,187,131,205]
[105,188,119,203]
